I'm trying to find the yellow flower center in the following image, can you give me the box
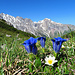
[62,46,64,48]
[48,59,53,64]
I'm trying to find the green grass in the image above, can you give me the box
[0,19,75,75]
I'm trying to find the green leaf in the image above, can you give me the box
[44,66,50,73]
[29,63,33,72]
[0,63,4,75]
[35,58,41,68]
[6,55,9,67]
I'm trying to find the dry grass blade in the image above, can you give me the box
[17,68,28,75]
[13,69,22,75]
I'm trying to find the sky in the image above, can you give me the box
[0,0,75,25]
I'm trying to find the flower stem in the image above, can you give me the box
[29,53,34,60]
[42,48,45,53]
[54,51,57,58]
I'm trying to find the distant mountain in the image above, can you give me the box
[0,13,75,37]
[0,19,35,38]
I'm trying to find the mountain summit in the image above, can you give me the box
[0,13,75,37]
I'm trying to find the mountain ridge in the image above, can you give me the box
[0,13,75,37]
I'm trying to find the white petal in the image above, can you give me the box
[52,60,57,64]
[45,55,57,66]
[45,62,49,65]
[54,60,58,63]
[52,56,55,60]
[45,58,49,62]
[49,56,53,59]
[49,55,51,58]
[45,57,48,60]
[49,56,55,60]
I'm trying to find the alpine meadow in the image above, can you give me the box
[0,18,75,75]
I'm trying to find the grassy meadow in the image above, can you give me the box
[0,19,75,75]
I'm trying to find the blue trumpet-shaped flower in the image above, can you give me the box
[22,37,37,55]
[51,37,68,53]
[37,37,46,48]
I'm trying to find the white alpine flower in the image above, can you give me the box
[61,45,65,48]
[45,55,58,66]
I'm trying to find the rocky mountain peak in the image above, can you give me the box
[44,18,51,21]
[0,13,75,37]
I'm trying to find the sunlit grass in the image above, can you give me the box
[0,19,75,74]
[0,35,75,75]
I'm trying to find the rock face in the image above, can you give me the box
[0,13,75,37]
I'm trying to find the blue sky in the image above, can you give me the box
[0,0,75,25]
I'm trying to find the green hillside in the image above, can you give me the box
[0,19,35,43]
[62,30,75,38]
[0,19,75,75]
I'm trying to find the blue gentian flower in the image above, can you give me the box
[37,37,46,48]
[51,37,68,53]
[22,37,37,55]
